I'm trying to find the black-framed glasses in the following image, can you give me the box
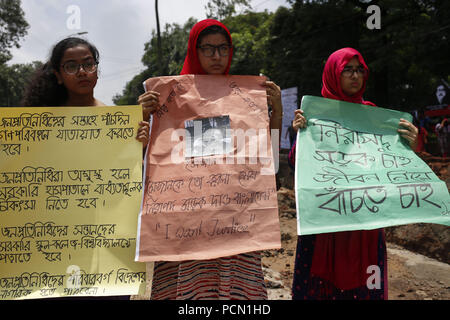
[197,44,232,57]
[61,60,98,75]
[341,66,367,78]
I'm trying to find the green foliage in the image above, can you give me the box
[113,18,196,105]
[266,1,366,98]
[0,0,32,107]
[205,0,252,20]
[142,18,197,76]
[224,11,273,76]
[0,0,29,63]
[0,61,42,107]
[112,69,154,106]
[114,0,449,112]
[113,12,273,105]
[267,0,449,111]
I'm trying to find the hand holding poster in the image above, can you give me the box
[0,106,146,299]
[136,75,281,262]
[295,96,450,235]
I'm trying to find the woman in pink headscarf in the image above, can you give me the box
[289,48,418,300]
[138,19,283,300]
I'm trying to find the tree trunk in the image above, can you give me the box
[155,0,163,74]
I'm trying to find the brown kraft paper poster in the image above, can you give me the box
[136,74,281,261]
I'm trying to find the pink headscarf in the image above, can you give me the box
[180,19,233,75]
[321,47,376,106]
[310,48,381,291]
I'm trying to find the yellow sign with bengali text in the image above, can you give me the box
[0,106,146,300]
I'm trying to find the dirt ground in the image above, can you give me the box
[262,211,450,300]
[133,208,450,301]
[133,181,449,301]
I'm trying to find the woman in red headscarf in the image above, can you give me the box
[138,19,282,300]
[289,48,418,300]
[139,19,283,131]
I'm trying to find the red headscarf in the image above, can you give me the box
[180,19,233,75]
[310,48,381,291]
[321,47,376,106]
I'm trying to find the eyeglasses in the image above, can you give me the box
[61,60,98,75]
[341,66,367,78]
[197,44,232,57]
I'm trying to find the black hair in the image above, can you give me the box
[21,37,99,106]
[197,25,231,46]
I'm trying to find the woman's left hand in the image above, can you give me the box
[398,118,418,151]
[264,80,283,117]
[136,121,150,149]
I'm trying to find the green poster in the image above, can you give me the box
[295,95,450,235]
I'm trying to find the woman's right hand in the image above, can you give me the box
[292,109,307,131]
[138,91,160,121]
[136,121,150,149]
